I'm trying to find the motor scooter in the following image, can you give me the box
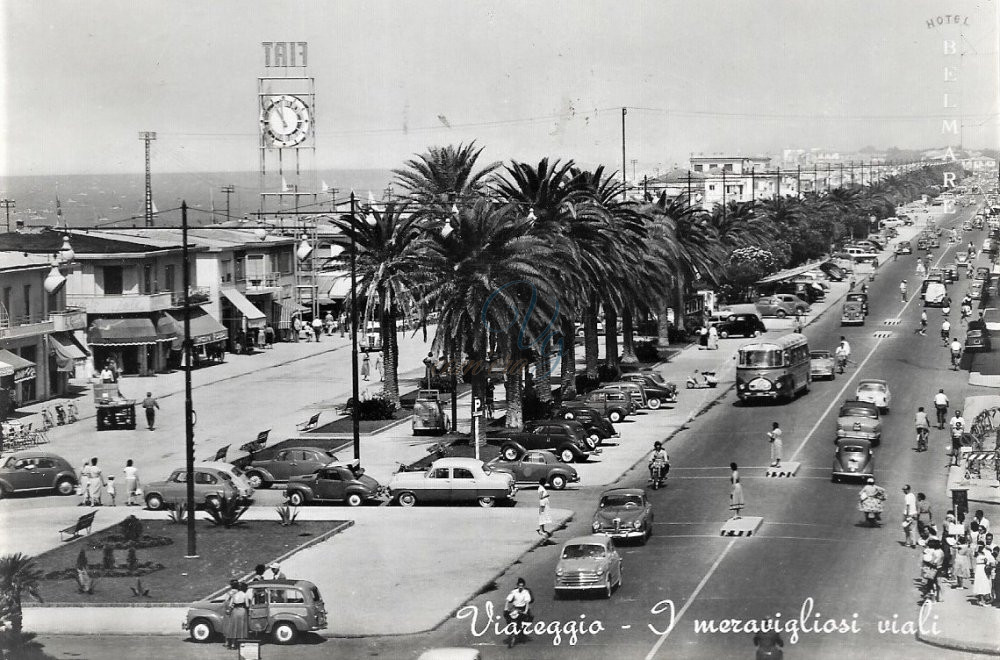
[686,370,718,389]
[649,462,668,490]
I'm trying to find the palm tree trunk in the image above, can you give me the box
[620,307,638,366]
[656,302,671,358]
[504,340,524,430]
[534,346,553,403]
[380,310,400,408]
[584,301,600,379]
[559,316,577,401]
[673,278,687,335]
[603,303,619,370]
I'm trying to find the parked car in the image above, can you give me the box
[620,372,678,408]
[942,264,959,283]
[554,535,622,599]
[982,308,1000,333]
[855,379,891,413]
[284,460,383,506]
[492,450,580,490]
[386,457,516,507]
[488,420,596,463]
[809,350,836,380]
[0,451,77,498]
[551,406,618,442]
[588,387,638,415]
[965,319,991,353]
[713,312,766,339]
[970,281,985,300]
[845,292,869,315]
[243,447,340,489]
[590,488,653,544]
[976,266,992,283]
[570,390,632,423]
[819,262,846,281]
[956,250,970,267]
[754,294,810,318]
[841,301,865,326]
[598,381,648,409]
[831,438,875,483]
[836,400,882,446]
[144,466,244,510]
[895,241,912,255]
[184,579,327,644]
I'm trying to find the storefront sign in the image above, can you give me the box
[14,365,36,383]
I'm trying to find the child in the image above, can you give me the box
[106,476,116,507]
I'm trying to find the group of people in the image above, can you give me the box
[219,563,288,649]
[291,312,348,343]
[77,458,141,507]
[697,324,719,350]
[360,353,384,381]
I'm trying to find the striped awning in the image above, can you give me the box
[49,332,88,373]
[165,308,228,347]
[87,317,158,346]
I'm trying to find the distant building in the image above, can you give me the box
[689,155,771,175]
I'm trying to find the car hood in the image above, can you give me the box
[837,416,880,429]
[557,558,609,573]
[811,359,834,367]
[594,508,644,524]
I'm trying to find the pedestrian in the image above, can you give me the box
[916,310,927,335]
[324,311,334,336]
[707,325,719,350]
[302,321,314,342]
[423,352,435,385]
[920,539,944,604]
[267,562,286,580]
[503,578,533,648]
[729,463,744,520]
[222,579,241,649]
[361,354,371,381]
[84,457,104,506]
[312,316,323,342]
[902,485,918,547]
[767,422,783,468]
[264,324,274,348]
[105,476,116,507]
[99,363,115,383]
[485,385,495,420]
[78,460,91,507]
[753,628,784,659]
[916,492,932,536]
[698,325,708,349]
[792,314,803,335]
[900,279,908,302]
[291,314,301,342]
[225,582,249,648]
[971,509,991,535]
[375,353,384,381]
[973,543,995,605]
[339,313,346,338]
[537,479,552,539]
[123,459,140,506]
[142,392,159,431]
[248,564,267,583]
[953,534,972,589]
[934,389,949,429]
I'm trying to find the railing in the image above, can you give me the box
[244,273,282,290]
[67,292,174,314]
[0,311,55,339]
[49,307,88,332]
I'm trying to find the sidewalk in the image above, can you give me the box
[915,586,1000,656]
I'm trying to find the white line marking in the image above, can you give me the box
[644,539,735,659]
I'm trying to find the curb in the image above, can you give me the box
[916,628,1000,656]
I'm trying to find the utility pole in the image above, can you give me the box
[138,132,157,227]
[349,192,361,460]
[0,198,13,232]
[621,108,628,201]
[181,201,197,559]
[220,185,235,223]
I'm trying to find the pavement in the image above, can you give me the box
[915,584,1000,656]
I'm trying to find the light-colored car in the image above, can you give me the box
[754,294,810,318]
[956,251,970,266]
[855,379,891,413]
[809,350,836,380]
[241,447,339,489]
[386,457,516,508]
[981,307,1000,333]
[970,281,985,300]
[591,488,653,543]
[200,461,255,498]
[554,534,622,598]
[184,579,326,645]
[894,241,912,255]
[0,450,77,499]
[832,439,874,483]
[144,466,243,510]
[836,400,882,446]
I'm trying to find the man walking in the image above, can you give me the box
[142,392,159,431]
[767,422,783,468]
[312,315,324,342]
[902,485,918,547]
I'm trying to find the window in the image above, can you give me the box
[195,472,218,485]
[164,265,176,292]
[320,470,342,481]
[283,589,305,604]
[709,184,716,191]
[452,468,474,480]
[172,471,188,483]
[143,265,154,294]
[276,451,290,461]
[693,164,703,172]
[36,459,55,469]
[246,255,265,284]
[234,253,245,281]
[279,249,292,274]
[430,468,449,479]
[724,163,734,172]
[22,285,30,319]
[221,260,232,283]
[103,266,124,295]
[525,453,544,464]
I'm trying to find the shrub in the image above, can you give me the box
[129,578,150,598]
[417,375,456,393]
[118,516,143,543]
[634,340,660,364]
[75,549,88,571]
[202,496,251,528]
[355,393,397,421]
[275,505,299,527]
[126,546,139,573]
[167,503,189,524]
[101,546,115,570]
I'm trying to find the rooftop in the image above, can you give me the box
[0,229,183,255]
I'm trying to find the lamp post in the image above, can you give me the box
[349,193,361,460]
[181,201,197,558]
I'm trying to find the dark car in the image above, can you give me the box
[487,420,597,463]
[712,313,766,339]
[975,266,991,284]
[0,451,77,498]
[965,319,991,353]
[819,262,846,281]
[845,292,869,315]
[620,372,678,408]
[551,406,618,442]
[243,447,340,489]
[942,264,958,283]
[591,488,654,544]
[284,461,383,506]
[492,450,580,490]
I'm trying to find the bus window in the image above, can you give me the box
[740,349,782,368]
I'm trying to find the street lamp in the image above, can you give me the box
[43,236,75,294]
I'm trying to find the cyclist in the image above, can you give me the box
[900,279,908,302]
[941,318,951,343]
[914,407,930,452]
[934,389,950,429]
[950,337,963,370]
[835,338,850,374]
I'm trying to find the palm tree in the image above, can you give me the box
[0,553,43,636]
[414,198,566,429]
[328,202,426,407]
[392,141,500,205]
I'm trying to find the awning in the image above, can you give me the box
[324,271,351,301]
[154,312,179,344]
[165,308,228,347]
[221,288,266,329]
[49,332,88,373]
[87,317,159,346]
[275,300,307,330]
[0,349,36,383]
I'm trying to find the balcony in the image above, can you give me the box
[170,287,211,308]
[244,273,283,294]
[67,292,175,314]
[50,307,88,332]
[0,312,55,339]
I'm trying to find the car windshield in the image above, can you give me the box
[739,349,782,368]
[840,405,877,419]
[600,494,643,508]
[984,310,1000,324]
[840,445,866,453]
[857,383,886,393]
[811,351,831,359]
[562,544,606,560]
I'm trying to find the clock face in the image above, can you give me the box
[260,95,311,148]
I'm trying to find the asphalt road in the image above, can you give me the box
[35,204,996,660]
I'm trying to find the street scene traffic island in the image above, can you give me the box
[719,516,763,537]
[764,461,801,477]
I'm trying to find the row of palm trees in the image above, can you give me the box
[330,142,965,429]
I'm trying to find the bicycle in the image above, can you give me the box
[916,427,929,452]
[951,350,962,371]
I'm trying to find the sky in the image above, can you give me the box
[1,0,998,177]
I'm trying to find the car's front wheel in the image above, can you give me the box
[346,493,363,507]
[145,493,164,511]
[647,397,662,410]
[549,474,567,490]
[188,618,214,643]
[55,477,76,496]
[753,330,762,337]
[719,330,729,339]
[271,621,297,645]
[776,310,787,318]
[563,411,575,420]
[559,448,576,463]
[609,410,623,423]
[287,491,307,507]
[478,496,495,508]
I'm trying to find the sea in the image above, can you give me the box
[0,169,395,230]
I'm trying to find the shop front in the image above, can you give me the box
[47,332,89,396]
[164,307,228,367]
[0,348,38,408]
[86,317,163,376]
[220,287,266,353]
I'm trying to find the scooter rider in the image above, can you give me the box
[914,406,930,452]
[934,389,950,429]
[950,337,963,370]
[649,441,669,488]
[941,318,951,343]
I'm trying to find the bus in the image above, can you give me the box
[736,333,810,403]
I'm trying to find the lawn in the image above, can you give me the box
[34,518,349,604]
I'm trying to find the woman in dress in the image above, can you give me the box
[972,543,995,605]
[729,470,744,520]
[361,354,371,381]
[221,579,240,649]
[952,535,972,590]
[537,479,551,539]
[225,581,250,647]
[122,459,140,506]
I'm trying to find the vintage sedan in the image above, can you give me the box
[488,420,597,463]
[832,438,875,482]
[970,281,985,300]
[809,350,836,380]
[569,390,632,423]
[855,379,891,413]
[386,457,516,508]
[845,292,869,315]
[591,488,653,544]
[598,381,648,409]
[982,307,1000,333]
[965,319,991,353]
[841,301,865,326]
[894,241,912,255]
[975,266,991,283]
[620,372,678,408]
[942,264,959,283]
[243,447,340,489]
[754,294,810,318]
[0,451,77,499]
[956,250,970,267]
[284,461,383,506]
[554,535,623,598]
[836,400,882,446]
[144,466,243,510]
[550,407,618,443]
[712,312,766,339]
[492,450,580,490]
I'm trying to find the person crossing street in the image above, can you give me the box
[900,279,908,302]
